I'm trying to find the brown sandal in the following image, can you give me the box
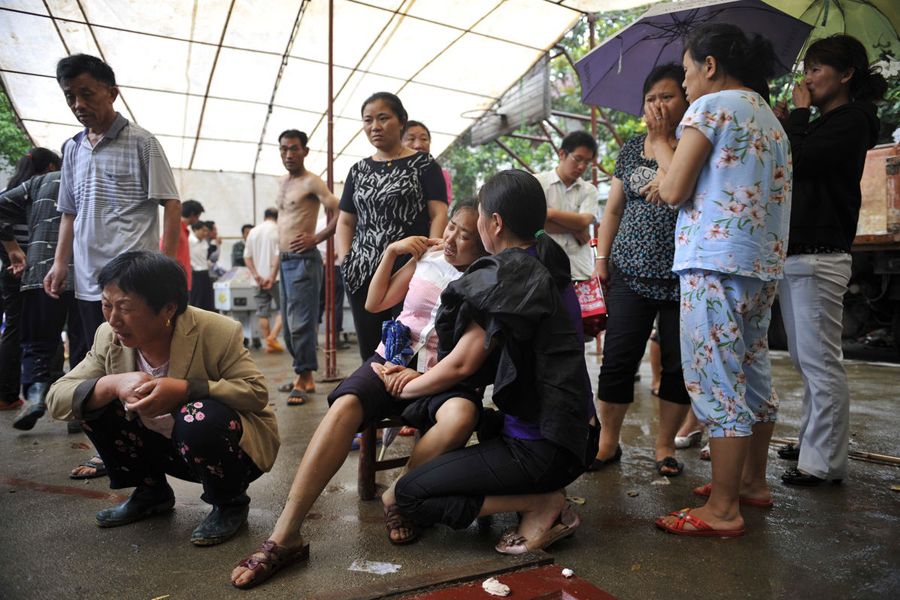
[384,504,419,545]
[231,539,310,589]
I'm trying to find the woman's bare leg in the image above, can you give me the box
[655,398,690,465]
[231,394,363,586]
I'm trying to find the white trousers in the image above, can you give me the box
[778,254,852,479]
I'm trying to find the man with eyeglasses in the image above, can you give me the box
[535,130,600,284]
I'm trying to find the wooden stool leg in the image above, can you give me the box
[358,425,376,500]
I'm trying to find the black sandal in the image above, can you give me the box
[384,504,419,545]
[777,442,800,460]
[232,539,310,589]
[655,456,683,477]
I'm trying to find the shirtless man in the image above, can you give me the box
[275,130,339,404]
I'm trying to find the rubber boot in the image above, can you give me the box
[13,381,48,431]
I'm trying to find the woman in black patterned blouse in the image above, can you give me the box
[335,92,448,360]
[591,65,692,477]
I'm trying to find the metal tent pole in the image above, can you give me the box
[323,0,339,381]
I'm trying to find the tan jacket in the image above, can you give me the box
[47,307,280,471]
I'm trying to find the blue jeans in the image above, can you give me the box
[280,250,323,373]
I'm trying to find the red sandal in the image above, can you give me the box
[655,508,745,538]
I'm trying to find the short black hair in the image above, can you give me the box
[241,224,253,233]
[204,220,216,230]
[804,35,888,103]
[361,92,408,127]
[56,53,116,87]
[278,130,308,147]
[5,148,61,192]
[404,120,431,138]
[263,208,278,220]
[191,221,208,231]
[478,170,571,288]
[560,130,597,158]
[642,63,686,97]
[97,251,188,316]
[181,199,205,218]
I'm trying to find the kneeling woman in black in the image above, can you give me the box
[377,169,598,553]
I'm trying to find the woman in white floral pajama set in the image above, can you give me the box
[644,24,792,537]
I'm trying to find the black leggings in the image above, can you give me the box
[394,436,585,530]
[596,277,689,405]
[83,399,262,505]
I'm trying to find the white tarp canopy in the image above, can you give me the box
[0,0,649,234]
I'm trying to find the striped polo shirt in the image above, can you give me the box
[58,113,180,300]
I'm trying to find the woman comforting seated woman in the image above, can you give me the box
[231,198,487,589]
[231,172,597,589]
[383,170,597,555]
[46,251,279,546]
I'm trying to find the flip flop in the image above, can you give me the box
[70,456,108,480]
[655,508,745,538]
[655,456,684,477]
[495,504,580,555]
[693,482,774,508]
[674,430,702,449]
[232,539,310,589]
[287,389,309,406]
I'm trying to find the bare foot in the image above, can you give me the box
[738,480,773,505]
[299,372,316,393]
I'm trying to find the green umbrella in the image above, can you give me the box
[771,0,899,63]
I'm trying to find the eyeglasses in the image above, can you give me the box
[566,153,594,167]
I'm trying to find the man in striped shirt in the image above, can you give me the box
[44,54,181,352]
[43,53,181,480]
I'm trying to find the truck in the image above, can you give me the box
[769,143,900,357]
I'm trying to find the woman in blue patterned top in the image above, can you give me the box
[592,64,692,478]
[649,24,791,538]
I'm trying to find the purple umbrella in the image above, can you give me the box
[575,0,814,115]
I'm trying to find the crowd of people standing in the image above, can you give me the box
[0,22,889,591]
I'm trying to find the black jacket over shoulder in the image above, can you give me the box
[784,102,880,253]
[434,248,593,465]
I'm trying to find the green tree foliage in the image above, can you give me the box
[441,8,647,200]
[441,8,900,200]
[0,88,31,169]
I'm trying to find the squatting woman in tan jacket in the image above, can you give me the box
[47,250,278,546]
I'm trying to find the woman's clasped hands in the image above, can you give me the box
[371,362,421,398]
[115,372,189,418]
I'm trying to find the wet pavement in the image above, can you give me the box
[1,339,898,599]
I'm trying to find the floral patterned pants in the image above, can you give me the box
[679,270,779,438]
[82,400,262,505]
